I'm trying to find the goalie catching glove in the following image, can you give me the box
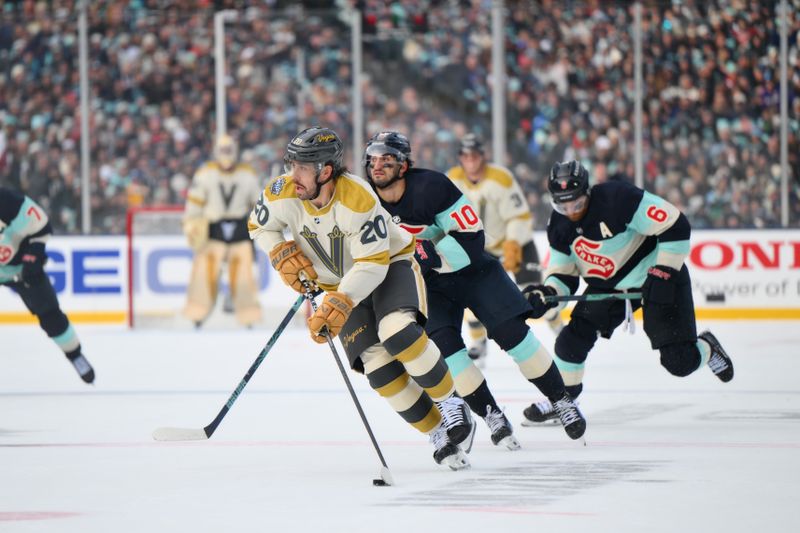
[501,239,523,273]
[269,241,318,293]
[522,284,558,318]
[307,291,354,344]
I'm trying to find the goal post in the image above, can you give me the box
[126,205,186,328]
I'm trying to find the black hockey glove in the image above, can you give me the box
[20,242,47,286]
[414,239,441,275]
[642,265,679,305]
[522,284,558,318]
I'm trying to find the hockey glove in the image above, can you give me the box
[20,242,47,286]
[522,284,558,319]
[642,265,679,305]
[269,241,318,293]
[501,239,523,273]
[183,217,209,251]
[307,291,353,344]
[414,239,441,275]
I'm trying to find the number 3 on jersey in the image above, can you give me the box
[449,204,480,230]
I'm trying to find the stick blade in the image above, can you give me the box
[378,466,394,486]
[152,427,209,441]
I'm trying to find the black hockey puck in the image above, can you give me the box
[373,478,388,486]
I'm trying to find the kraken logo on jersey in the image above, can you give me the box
[300,224,345,278]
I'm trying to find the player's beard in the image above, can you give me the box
[371,164,402,190]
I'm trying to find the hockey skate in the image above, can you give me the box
[553,394,586,440]
[67,352,95,384]
[484,405,521,451]
[430,422,470,471]
[699,331,734,382]
[436,396,476,453]
[521,399,560,426]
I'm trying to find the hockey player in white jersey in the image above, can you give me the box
[248,127,475,470]
[447,133,562,363]
[0,187,95,383]
[183,134,262,328]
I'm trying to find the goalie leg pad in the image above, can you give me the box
[379,310,454,402]
[363,344,441,434]
[227,241,261,326]
[659,341,702,377]
[183,241,225,322]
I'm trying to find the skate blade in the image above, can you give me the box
[443,450,471,471]
[520,418,560,427]
[498,435,521,451]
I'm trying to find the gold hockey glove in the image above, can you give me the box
[307,291,354,344]
[269,241,318,293]
[502,239,523,273]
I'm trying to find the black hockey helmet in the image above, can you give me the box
[459,133,484,155]
[548,160,590,204]
[284,126,344,173]
[364,131,413,166]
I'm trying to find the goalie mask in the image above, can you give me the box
[214,134,238,170]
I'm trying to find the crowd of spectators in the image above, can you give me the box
[1,0,798,235]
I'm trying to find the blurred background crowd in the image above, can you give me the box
[1,0,798,234]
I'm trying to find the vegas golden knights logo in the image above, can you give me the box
[300,224,345,277]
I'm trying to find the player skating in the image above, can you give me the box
[522,161,734,425]
[364,131,586,447]
[0,187,95,383]
[248,127,475,470]
[447,133,563,365]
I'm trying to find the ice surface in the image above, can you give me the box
[1,320,798,532]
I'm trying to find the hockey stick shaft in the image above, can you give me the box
[544,292,642,303]
[152,294,305,441]
[303,285,391,472]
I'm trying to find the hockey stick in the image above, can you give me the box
[152,294,306,441]
[302,282,394,487]
[544,292,642,303]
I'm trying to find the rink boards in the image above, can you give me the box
[1,230,799,324]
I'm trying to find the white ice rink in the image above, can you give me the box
[2,317,798,533]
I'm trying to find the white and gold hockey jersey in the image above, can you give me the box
[248,173,416,305]
[185,162,262,222]
[447,163,533,257]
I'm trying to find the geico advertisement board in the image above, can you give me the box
[0,235,299,324]
[1,230,799,324]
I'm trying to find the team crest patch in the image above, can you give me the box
[270,177,285,195]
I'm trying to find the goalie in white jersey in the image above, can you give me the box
[447,134,562,362]
[183,134,262,327]
[248,127,476,470]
